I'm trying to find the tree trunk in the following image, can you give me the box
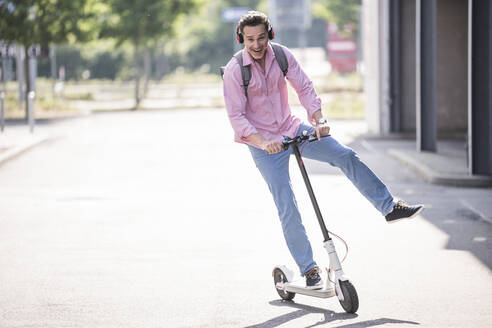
[143,45,151,98]
[133,40,141,110]
[156,50,169,81]
[50,44,56,99]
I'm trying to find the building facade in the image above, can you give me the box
[363,0,491,176]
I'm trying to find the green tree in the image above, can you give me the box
[313,0,361,38]
[37,45,88,81]
[0,0,99,119]
[168,0,265,76]
[101,0,199,109]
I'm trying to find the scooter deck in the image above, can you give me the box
[276,281,336,299]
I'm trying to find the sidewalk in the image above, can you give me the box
[385,137,492,188]
[0,124,51,168]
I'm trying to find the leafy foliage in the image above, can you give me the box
[1,0,360,82]
[165,0,265,74]
[0,0,101,118]
[313,0,361,38]
[36,43,128,81]
[99,0,200,108]
[0,0,99,46]
[100,0,199,48]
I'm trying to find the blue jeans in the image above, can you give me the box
[248,123,395,276]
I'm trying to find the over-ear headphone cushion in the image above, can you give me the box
[236,23,274,44]
[236,25,244,44]
[268,25,275,40]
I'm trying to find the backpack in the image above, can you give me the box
[220,42,288,98]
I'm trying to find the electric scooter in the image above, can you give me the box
[272,130,359,314]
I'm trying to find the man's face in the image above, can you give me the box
[243,24,269,61]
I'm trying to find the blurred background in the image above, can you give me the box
[1,0,491,175]
[0,0,364,120]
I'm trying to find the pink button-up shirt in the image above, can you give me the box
[223,43,321,148]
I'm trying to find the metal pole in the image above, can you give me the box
[29,54,37,94]
[0,91,4,133]
[390,0,401,133]
[50,44,56,97]
[292,144,331,242]
[416,0,437,152]
[1,56,7,88]
[28,91,35,133]
[16,44,25,109]
[468,0,492,175]
[468,0,473,172]
[1,57,6,133]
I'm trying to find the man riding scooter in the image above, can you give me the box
[222,10,424,289]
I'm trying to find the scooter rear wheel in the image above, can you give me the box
[338,280,359,313]
[273,268,295,301]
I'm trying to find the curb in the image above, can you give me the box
[0,137,51,167]
[388,149,492,188]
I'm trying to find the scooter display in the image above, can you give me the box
[272,130,359,314]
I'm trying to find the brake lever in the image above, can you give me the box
[308,133,331,142]
[308,135,318,142]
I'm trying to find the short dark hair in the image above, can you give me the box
[238,11,270,34]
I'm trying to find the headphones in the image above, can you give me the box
[236,21,275,44]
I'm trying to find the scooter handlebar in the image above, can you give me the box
[282,131,330,150]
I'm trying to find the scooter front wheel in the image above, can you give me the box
[273,268,295,301]
[339,280,359,313]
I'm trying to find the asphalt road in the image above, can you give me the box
[0,109,491,327]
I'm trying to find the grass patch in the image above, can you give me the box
[161,71,221,84]
[322,92,365,120]
[288,71,365,120]
[2,92,82,119]
[63,92,94,101]
[317,72,364,93]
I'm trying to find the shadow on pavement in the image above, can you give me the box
[419,210,492,269]
[246,300,420,327]
[333,318,420,327]
[244,299,356,328]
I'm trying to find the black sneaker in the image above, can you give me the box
[385,200,424,223]
[305,267,323,289]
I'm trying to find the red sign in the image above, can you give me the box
[326,22,357,73]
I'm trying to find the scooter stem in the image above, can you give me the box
[292,144,331,242]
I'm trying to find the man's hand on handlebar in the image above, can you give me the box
[315,123,331,140]
[261,140,283,154]
[246,133,283,154]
